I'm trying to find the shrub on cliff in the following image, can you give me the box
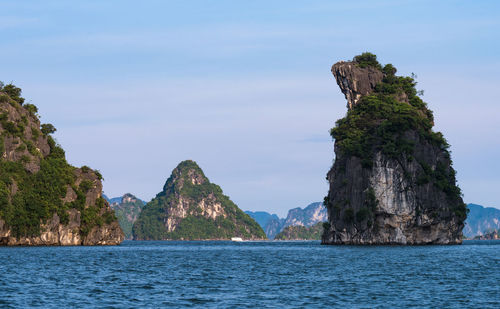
[0,83,25,105]
[353,52,382,70]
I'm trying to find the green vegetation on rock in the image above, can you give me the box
[110,194,144,239]
[274,222,325,240]
[0,82,119,239]
[353,52,383,70]
[132,160,266,240]
[329,55,467,221]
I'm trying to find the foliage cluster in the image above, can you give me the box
[274,222,325,240]
[353,52,383,70]
[0,83,25,105]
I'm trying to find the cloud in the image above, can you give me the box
[0,16,39,29]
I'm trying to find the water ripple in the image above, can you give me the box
[0,240,499,308]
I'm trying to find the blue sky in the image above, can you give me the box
[1,0,499,216]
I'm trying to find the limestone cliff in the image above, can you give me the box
[0,83,124,245]
[132,160,266,240]
[322,53,467,245]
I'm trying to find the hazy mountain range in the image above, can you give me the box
[463,204,500,238]
[246,202,327,239]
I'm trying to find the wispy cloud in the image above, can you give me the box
[0,16,39,29]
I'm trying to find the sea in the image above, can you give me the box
[0,240,499,308]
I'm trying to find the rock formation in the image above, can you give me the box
[0,83,124,245]
[274,222,325,240]
[331,61,384,109]
[283,202,327,228]
[322,53,467,245]
[132,160,266,240]
[463,203,500,238]
[246,202,327,239]
[109,193,145,239]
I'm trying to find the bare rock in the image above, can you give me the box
[331,61,384,109]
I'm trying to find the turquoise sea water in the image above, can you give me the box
[0,240,499,308]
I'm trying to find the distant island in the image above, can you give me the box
[246,202,327,239]
[322,53,467,245]
[132,160,266,240]
[274,222,325,240]
[0,83,124,245]
[107,193,145,240]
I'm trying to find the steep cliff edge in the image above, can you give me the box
[132,160,266,240]
[322,53,467,245]
[0,83,124,245]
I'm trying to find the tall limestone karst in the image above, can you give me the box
[133,160,266,240]
[322,53,467,245]
[0,83,124,245]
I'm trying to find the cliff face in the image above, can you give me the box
[133,160,266,240]
[109,193,145,240]
[322,54,466,245]
[0,83,124,245]
[331,61,384,109]
[283,202,327,228]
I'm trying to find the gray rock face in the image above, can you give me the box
[331,61,384,110]
[322,58,465,245]
[283,202,327,228]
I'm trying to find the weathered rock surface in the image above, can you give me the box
[331,61,384,110]
[322,55,466,245]
[283,202,327,228]
[0,84,124,246]
[133,160,266,240]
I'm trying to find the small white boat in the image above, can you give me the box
[231,237,243,242]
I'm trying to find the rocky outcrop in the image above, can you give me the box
[283,202,327,227]
[331,61,384,109]
[109,193,145,239]
[0,83,124,246]
[322,54,466,245]
[132,160,266,240]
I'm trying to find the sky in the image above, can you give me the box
[1,0,499,217]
